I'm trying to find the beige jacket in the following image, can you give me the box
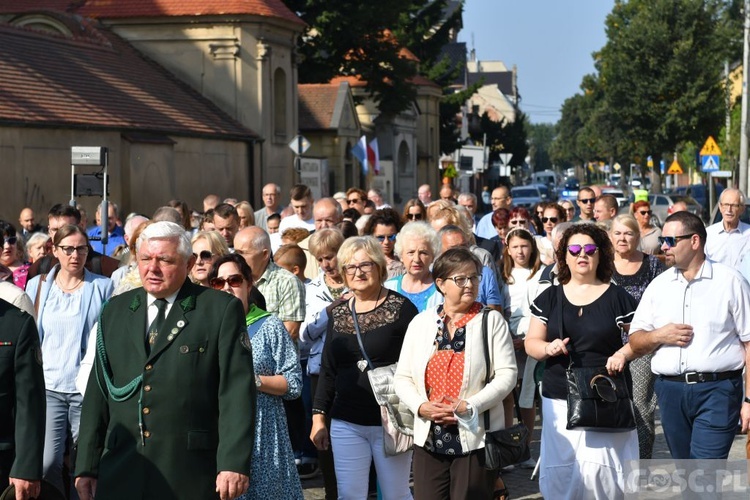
[394,307,517,451]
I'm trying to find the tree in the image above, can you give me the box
[528,122,556,172]
[468,110,529,167]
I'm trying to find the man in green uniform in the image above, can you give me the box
[0,299,45,500]
[75,221,256,500]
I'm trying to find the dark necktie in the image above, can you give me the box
[147,298,168,352]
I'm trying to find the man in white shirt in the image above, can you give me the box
[628,211,750,459]
[705,188,750,267]
[417,184,433,206]
[475,186,513,239]
[278,184,315,234]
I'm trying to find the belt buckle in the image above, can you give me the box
[684,372,700,384]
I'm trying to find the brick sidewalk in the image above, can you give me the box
[302,408,748,499]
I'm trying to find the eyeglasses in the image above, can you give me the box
[209,274,244,290]
[447,274,482,288]
[720,203,741,210]
[638,210,653,216]
[344,261,375,275]
[2,236,17,246]
[375,234,397,242]
[193,250,213,261]
[347,198,363,205]
[658,234,696,248]
[578,198,596,204]
[541,217,558,224]
[509,219,527,226]
[407,213,423,220]
[564,206,576,212]
[567,244,598,257]
[56,245,89,256]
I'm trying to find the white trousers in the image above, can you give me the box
[330,418,413,500]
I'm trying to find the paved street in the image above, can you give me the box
[302,408,749,499]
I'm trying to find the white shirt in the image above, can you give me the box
[146,292,178,336]
[630,259,750,375]
[278,214,315,234]
[705,220,750,267]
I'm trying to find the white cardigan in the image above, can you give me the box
[394,307,517,452]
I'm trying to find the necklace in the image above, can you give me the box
[355,287,383,313]
[56,274,83,292]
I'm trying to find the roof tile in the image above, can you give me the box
[298,83,340,131]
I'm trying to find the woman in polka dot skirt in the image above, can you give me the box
[395,247,517,499]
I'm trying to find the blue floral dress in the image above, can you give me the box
[237,312,303,500]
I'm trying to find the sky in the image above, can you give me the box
[460,0,615,124]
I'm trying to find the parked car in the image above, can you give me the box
[617,193,703,227]
[671,183,724,215]
[511,185,544,208]
[601,187,627,207]
[528,183,552,202]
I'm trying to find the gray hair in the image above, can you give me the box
[550,221,573,249]
[394,221,441,258]
[124,215,149,237]
[137,221,191,258]
[457,192,477,204]
[152,207,183,224]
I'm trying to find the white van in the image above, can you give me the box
[531,170,556,188]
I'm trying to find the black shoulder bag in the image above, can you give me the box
[481,308,531,470]
[558,285,636,432]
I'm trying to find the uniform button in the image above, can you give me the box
[144,385,152,392]
[180,345,189,354]
[143,430,151,438]
[199,347,205,353]
[143,407,150,415]
[145,364,153,371]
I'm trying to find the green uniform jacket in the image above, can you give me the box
[75,280,256,500]
[0,299,45,483]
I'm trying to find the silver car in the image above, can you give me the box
[511,185,543,208]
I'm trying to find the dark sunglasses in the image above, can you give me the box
[541,217,558,224]
[567,243,598,257]
[509,219,527,225]
[578,198,596,204]
[209,274,244,290]
[193,250,213,261]
[658,234,696,248]
[590,374,618,403]
[375,234,397,242]
[638,210,653,216]
[347,198,363,205]
[2,236,17,246]
[407,213,423,220]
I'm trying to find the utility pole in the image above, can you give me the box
[740,0,750,193]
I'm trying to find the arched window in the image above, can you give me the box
[12,15,72,37]
[274,68,287,139]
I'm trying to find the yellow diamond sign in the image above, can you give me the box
[667,160,683,175]
[700,136,722,156]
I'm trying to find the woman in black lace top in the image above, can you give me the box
[310,236,418,499]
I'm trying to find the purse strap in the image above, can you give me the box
[557,284,575,370]
[350,298,374,370]
[482,307,523,429]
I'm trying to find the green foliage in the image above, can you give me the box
[528,122,556,172]
[468,110,529,166]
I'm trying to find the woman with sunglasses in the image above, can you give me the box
[632,200,662,255]
[311,237,418,499]
[609,215,665,459]
[501,227,543,467]
[208,253,304,500]
[190,230,230,287]
[385,222,442,312]
[25,224,113,496]
[0,221,30,289]
[402,198,427,223]
[363,208,405,279]
[560,200,577,222]
[525,224,638,499]
[395,247,517,500]
[537,203,566,265]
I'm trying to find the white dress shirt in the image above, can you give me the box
[630,259,750,376]
[705,220,750,267]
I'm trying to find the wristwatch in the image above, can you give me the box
[458,401,474,418]
[744,396,750,404]
[255,376,262,389]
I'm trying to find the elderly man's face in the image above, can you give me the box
[458,197,476,215]
[138,238,193,298]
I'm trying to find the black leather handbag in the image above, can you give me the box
[557,286,636,432]
[480,308,531,470]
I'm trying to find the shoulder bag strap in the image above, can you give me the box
[33,273,47,317]
[557,284,575,369]
[482,307,523,429]
[350,298,374,370]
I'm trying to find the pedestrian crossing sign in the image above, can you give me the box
[699,136,722,156]
[701,155,720,173]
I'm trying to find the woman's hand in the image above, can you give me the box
[544,337,570,358]
[310,415,329,450]
[606,351,627,375]
[418,401,457,425]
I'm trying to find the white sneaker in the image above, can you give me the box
[518,457,537,469]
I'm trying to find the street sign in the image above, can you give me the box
[660,160,665,174]
[699,136,722,156]
[613,162,621,171]
[647,156,653,168]
[498,153,512,166]
[667,160,683,175]
[288,135,311,155]
[701,155,720,172]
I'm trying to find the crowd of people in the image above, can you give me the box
[2,181,750,500]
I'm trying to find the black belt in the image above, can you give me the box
[660,370,742,384]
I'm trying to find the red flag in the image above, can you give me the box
[367,138,380,175]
